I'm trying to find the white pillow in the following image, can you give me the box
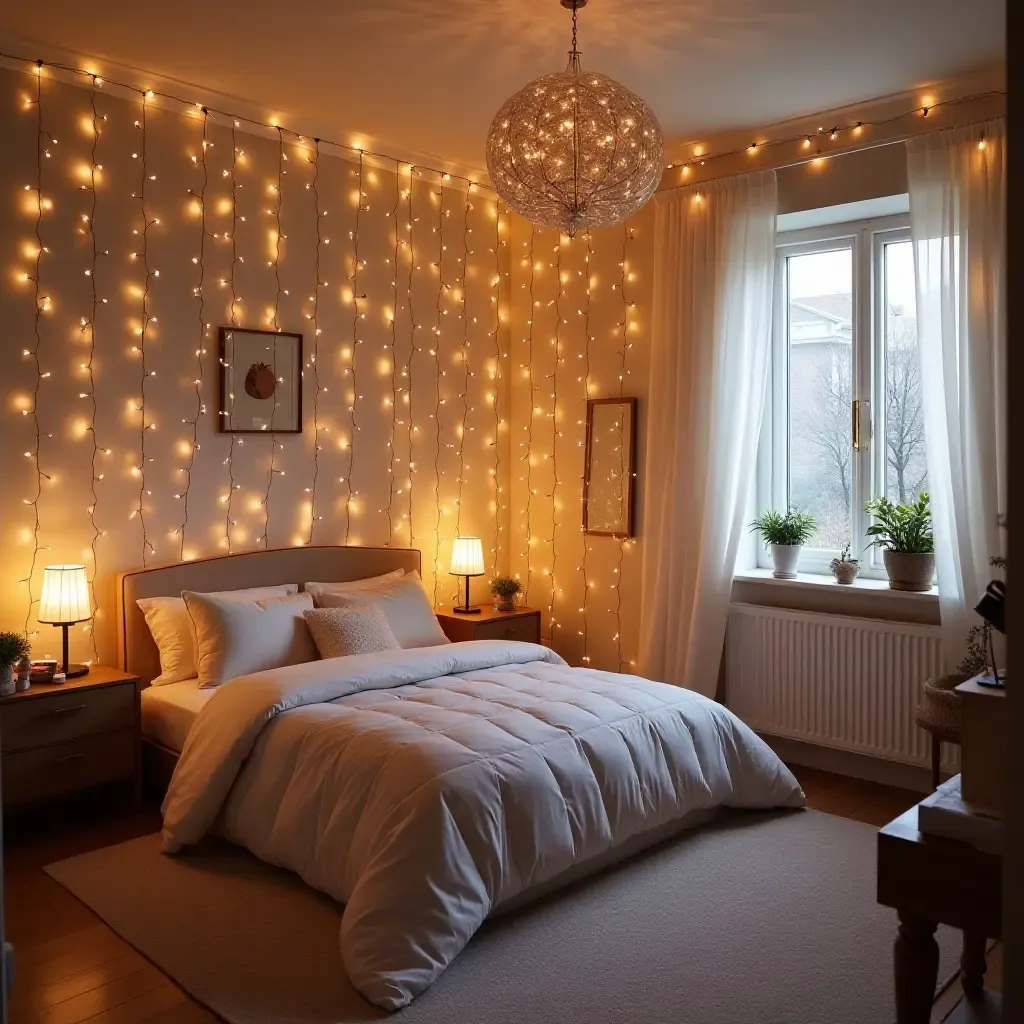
[304,605,401,659]
[138,585,298,685]
[303,570,405,605]
[182,591,317,689]
[316,572,449,649]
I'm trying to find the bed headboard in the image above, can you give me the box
[116,545,422,683]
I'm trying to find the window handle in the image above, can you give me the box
[852,400,870,452]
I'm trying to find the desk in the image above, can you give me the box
[877,805,1002,1023]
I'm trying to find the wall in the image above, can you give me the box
[0,65,511,667]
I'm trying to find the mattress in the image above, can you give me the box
[141,678,212,752]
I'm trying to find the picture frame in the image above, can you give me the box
[218,327,303,433]
[582,396,637,538]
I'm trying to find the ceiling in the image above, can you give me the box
[0,0,1005,172]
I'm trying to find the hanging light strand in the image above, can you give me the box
[83,74,106,657]
[22,62,48,637]
[344,150,365,544]
[522,226,537,605]
[258,126,286,547]
[453,185,471,537]
[547,233,563,642]
[179,106,209,558]
[223,119,241,553]
[136,88,154,564]
[490,203,502,578]
[578,230,593,665]
[384,158,401,545]
[306,138,323,544]
[431,183,445,604]
[405,169,418,545]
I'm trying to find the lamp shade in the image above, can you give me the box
[38,564,92,624]
[450,537,485,577]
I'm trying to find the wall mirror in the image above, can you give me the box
[583,397,637,537]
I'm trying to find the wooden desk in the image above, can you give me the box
[877,806,1002,1023]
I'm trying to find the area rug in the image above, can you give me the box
[45,809,956,1024]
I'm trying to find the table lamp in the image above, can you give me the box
[449,537,485,615]
[38,564,92,678]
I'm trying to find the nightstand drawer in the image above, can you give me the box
[474,615,541,644]
[0,682,134,752]
[2,730,135,804]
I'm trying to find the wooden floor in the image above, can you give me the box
[0,769,996,1023]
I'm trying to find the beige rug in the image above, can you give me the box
[45,809,955,1023]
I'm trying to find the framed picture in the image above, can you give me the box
[219,327,303,433]
[583,397,637,538]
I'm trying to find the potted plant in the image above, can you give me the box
[829,543,860,585]
[749,509,817,579]
[864,493,934,592]
[0,631,31,697]
[490,576,523,612]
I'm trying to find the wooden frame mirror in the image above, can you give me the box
[583,397,637,537]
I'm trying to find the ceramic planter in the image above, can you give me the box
[829,558,860,585]
[770,544,803,580]
[492,595,518,612]
[882,549,935,592]
[0,664,14,697]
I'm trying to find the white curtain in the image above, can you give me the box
[638,172,777,696]
[906,119,1006,670]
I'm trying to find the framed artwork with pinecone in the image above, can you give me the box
[219,327,303,433]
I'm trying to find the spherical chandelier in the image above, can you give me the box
[486,0,664,237]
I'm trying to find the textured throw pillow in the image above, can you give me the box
[316,571,450,649]
[182,591,317,688]
[303,605,401,660]
[138,584,298,685]
[303,570,405,605]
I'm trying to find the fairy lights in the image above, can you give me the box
[223,119,241,552]
[453,186,471,537]
[489,202,502,577]
[343,150,366,544]
[384,157,401,544]
[577,230,593,665]
[522,225,537,605]
[430,182,445,605]
[306,138,323,544]
[547,233,564,643]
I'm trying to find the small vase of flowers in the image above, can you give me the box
[750,509,817,579]
[0,631,31,697]
[490,576,523,612]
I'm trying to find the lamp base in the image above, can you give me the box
[452,606,482,615]
[64,663,90,679]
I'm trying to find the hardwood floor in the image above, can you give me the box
[0,770,992,1023]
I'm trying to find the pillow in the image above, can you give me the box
[303,605,401,659]
[138,584,298,685]
[316,572,450,649]
[303,570,405,605]
[182,591,317,688]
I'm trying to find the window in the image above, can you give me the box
[757,212,927,576]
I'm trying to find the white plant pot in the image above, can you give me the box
[770,544,803,579]
[882,550,935,592]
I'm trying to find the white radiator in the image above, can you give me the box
[726,602,949,769]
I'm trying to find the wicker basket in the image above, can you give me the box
[914,672,966,743]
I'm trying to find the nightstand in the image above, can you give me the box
[0,666,142,807]
[435,605,542,644]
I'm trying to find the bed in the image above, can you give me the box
[118,546,804,1011]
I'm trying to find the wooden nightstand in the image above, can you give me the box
[0,666,142,807]
[435,605,542,645]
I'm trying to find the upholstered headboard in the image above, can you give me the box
[116,545,422,683]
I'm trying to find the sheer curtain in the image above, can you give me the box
[906,118,1006,669]
[638,172,777,696]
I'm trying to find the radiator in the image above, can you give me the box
[726,602,949,768]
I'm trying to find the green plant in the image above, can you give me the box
[834,542,858,564]
[489,576,523,599]
[955,555,1006,678]
[864,493,933,553]
[0,631,31,667]
[749,509,817,547]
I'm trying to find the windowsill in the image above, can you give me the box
[733,568,939,601]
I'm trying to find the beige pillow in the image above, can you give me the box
[138,585,298,685]
[304,605,401,660]
[304,570,405,605]
[316,572,450,649]
[182,591,317,688]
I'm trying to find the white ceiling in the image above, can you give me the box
[0,0,1005,172]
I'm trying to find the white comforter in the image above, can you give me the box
[162,641,804,1010]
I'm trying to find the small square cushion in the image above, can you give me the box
[182,591,317,688]
[303,605,401,659]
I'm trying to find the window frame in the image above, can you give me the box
[757,213,913,579]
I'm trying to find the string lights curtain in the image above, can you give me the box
[638,172,777,696]
[486,0,663,237]
[906,118,1006,670]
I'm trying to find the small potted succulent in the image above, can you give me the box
[864,493,934,592]
[829,543,860,585]
[489,576,523,612]
[0,631,31,697]
[749,509,817,579]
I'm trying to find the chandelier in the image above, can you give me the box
[486,0,664,237]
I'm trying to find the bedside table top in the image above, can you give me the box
[0,665,140,704]
[435,605,540,623]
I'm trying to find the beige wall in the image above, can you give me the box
[0,66,510,666]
